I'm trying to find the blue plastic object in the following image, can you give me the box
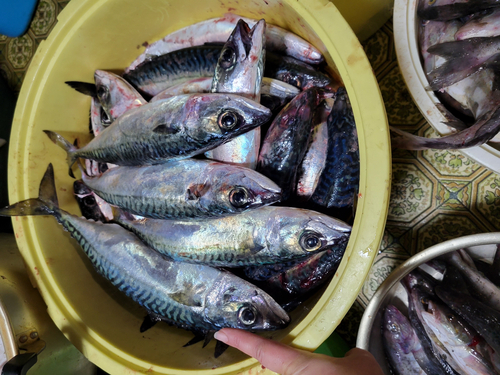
[0,0,38,37]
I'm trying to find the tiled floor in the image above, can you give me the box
[1,1,500,351]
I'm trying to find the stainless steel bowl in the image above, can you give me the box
[356,232,500,374]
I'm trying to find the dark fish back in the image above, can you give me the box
[123,46,222,95]
[311,88,359,208]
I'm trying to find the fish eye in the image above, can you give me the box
[299,231,322,252]
[83,195,96,207]
[428,0,436,4]
[97,85,109,102]
[389,323,399,333]
[238,306,257,326]
[220,46,236,69]
[229,187,250,209]
[218,110,240,131]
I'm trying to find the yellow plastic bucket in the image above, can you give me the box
[8,0,390,373]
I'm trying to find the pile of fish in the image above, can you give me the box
[391,0,500,151]
[0,14,360,358]
[383,246,500,374]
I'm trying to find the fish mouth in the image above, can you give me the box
[247,190,282,209]
[254,292,290,330]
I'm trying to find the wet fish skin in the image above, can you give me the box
[421,299,497,375]
[0,164,290,338]
[402,275,461,375]
[382,305,427,375]
[81,159,281,220]
[435,284,500,356]
[455,8,500,40]
[94,70,146,121]
[442,249,500,312]
[310,88,360,209]
[125,13,323,72]
[123,45,222,97]
[265,52,332,90]
[207,19,266,169]
[45,93,272,171]
[113,206,351,267]
[417,0,500,21]
[257,87,323,201]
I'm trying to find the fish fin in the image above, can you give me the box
[214,340,229,358]
[426,56,484,91]
[249,244,265,254]
[152,124,179,135]
[182,334,205,347]
[185,183,210,201]
[65,81,97,98]
[43,130,79,178]
[202,331,215,348]
[0,164,57,217]
[139,313,162,333]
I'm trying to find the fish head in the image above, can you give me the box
[185,93,272,142]
[203,164,281,214]
[94,70,145,120]
[272,208,351,257]
[212,19,266,98]
[383,305,415,353]
[73,180,108,222]
[205,274,290,330]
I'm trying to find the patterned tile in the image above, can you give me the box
[436,180,472,211]
[363,25,391,72]
[472,172,500,231]
[379,67,423,126]
[30,0,57,37]
[358,253,409,306]
[419,126,484,179]
[335,301,366,348]
[415,211,490,252]
[388,162,437,226]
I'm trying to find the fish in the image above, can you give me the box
[44,93,272,174]
[310,88,360,209]
[425,36,500,91]
[90,98,108,137]
[382,305,427,375]
[417,0,500,21]
[125,13,323,72]
[112,206,351,267]
[205,18,266,169]
[264,52,332,90]
[257,87,324,201]
[455,8,500,40]
[73,180,110,222]
[0,164,290,357]
[123,45,222,97]
[420,299,497,375]
[255,245,347,310]
[296,100,332,201]
[435,284,500,356]
[442,249,500,312]
[67,70,147,123]
[402,272,461,375]
[151,76,299,104]
[79,159,281,220]
[390,94,500,150]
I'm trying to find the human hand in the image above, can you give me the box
[214,328,384,375]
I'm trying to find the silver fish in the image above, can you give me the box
[151,76,299,103]
[125,13,323,72]
[44,93,272,174]
[206,19,266,169]
[382,305,427,375]
[443,249,500,312]
[0,164,290,350]
[421,299,497,375]
[456,8,500,40]
[81,159,281,220]
[112,206,351,267]
[418,0,500,21]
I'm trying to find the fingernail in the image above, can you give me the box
[214,330,228,343]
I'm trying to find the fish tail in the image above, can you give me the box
[65,81,97,97]
[0,164,58,217]
[43,130,79,178]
